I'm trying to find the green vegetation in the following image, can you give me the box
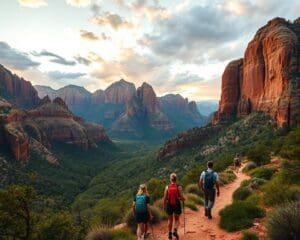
[233,187,252,201]
[267,201,300,240]
[242,231,258,240]
[243,161,257,172]
[247,143,271,166]
[249,167,275,180]
[219,201,265,232]
[279,127,300,160]
[86,227,134,240]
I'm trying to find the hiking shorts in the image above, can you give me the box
[166,201,182,215]
[135,212,150,224]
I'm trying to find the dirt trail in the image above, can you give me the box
[152,170,250,240]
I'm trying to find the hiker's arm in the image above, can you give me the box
[178,186,185,202]
[199,176,204,192]
[147,204,153,219]
[132,201,136,214]
[163,186,168,208]
[215,173,220,196]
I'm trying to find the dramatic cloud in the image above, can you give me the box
[32,50,76,66]
[47,71,86,79]
[66,0,91,7]
[80,30,110,41]
[143,5,241,63]
[18,0,47,8]
[91,12,134,30]
[74,55,92,65]
[130,0,167,19]
[0,41,40,70]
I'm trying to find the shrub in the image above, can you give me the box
[245,194,263,206]
[214,154,235,172]
[184,200,198,211]
[279,127,300,160]
[219,201,265,231]
[85,227,113,240]
[247,144,271,166]
[233,187,252,201]
[267,201,300,240]
[243,162,257,172]
[250,167,275,180]
[111,229,134,240]
[146,178,166,203]
[280,160,300,184]
[186,193,203,205]
[263,178,300,206]
[219,170,237,186]
[242,231,258,240]
[185,184,203,197]
[149,206,162,224]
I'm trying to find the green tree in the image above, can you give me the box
[146,178,166,203]
[280,127,300,160]
[247,143,271,166]
[0,185,37,240]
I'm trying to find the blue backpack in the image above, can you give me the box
[204,171,215,190]
[135,195,147,213]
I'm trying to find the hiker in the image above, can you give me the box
[133,184,153,240]
[163,173,185,240]
[233,154,241,173]
[199,161,220,219]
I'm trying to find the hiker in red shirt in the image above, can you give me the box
[163,173,185,240]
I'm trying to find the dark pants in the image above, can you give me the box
[204,189,216,210]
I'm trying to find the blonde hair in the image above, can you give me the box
[170,173,177,183]
[137,184,149,196]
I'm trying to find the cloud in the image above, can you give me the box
[74,55,92,65]
[80,30,110,41]
[66,0,91,7]
[90,12,134,30]
[130,0,168,19]
[142,5,241,63]
[47,71,86,80]
[0,41,40,70]
[32,50,76,66]
[18,0,47,8]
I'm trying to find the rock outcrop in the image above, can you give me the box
[214,17,300,126]
[104,79,136,104]
[0,65,40,109]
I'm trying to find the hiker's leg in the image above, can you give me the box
[204,190,209,208]
[168,214,173,232]
[174,214,180,229]
[208,189,216,209]
[144,222,148,234]
[137,223,143,239]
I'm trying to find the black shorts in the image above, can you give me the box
[166,201,182,215]
[135,212,150,223]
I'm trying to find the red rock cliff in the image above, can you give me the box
[214,17,300,126]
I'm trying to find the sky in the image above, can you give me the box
[0,0,299,101]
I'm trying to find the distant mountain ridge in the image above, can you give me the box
[35,80,207,139]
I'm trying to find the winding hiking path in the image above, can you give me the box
[152,170,250,240]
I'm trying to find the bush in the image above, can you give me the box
[186,193,203,205]
[214,154,235,172]
[85,228,134,240]
[247,144,271,166]
[219,170,237,186]
[242,231,258,240]
[280,160,300,184]
[250,167,275,180]
[245,194,263,206]
[185,184,203,197]
[263,178,300,206]
[243,162,257,172]
[184,200,198,211]
[146,178,166,203]
[279,127,300,160]
[233,187,252,201]
[267,201,300,240]
[219,201,265,232]
[153,199,168,220]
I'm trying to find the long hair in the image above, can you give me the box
[137,184,149,196]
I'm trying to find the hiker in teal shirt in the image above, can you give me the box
[133,184,153,240]
[199,161,220,219]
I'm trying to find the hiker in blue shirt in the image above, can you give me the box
[199,161,220,219]
[133,184,153,240]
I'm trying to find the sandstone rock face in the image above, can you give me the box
[0,65,40,109]
[91,90,105,104]
[57,85,91,106]
[104,79,136,104]
[34,85,57,100]
[214,17,300,126]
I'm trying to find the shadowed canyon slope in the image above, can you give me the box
[214,17,300,127]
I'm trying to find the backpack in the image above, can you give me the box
[204,171,215,190]
[135,195,147,213]
[167,184,180,206]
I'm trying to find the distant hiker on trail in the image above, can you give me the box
[163,173,185,240]
[133,184,153,240]
[199,161,220,219]
[233,154,241,173]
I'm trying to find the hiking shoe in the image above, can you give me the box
[168,231,172,240]
[144,232,150,239]
[173,230,179,239]
[208,209,212,219]
[205,208,208,216]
